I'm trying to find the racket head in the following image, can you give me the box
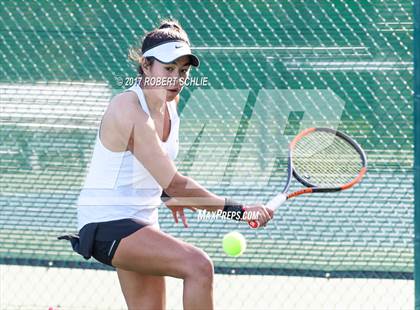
[249,127,367,229]
[290,127,367,192]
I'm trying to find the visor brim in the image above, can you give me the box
[143,41,200,67]
[155,54,200,67]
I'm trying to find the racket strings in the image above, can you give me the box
[292,131,363,187]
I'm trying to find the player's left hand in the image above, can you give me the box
[166,204,197,228]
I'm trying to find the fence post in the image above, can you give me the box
[414,0,420,308]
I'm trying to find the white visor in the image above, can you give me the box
[143,41,199,67]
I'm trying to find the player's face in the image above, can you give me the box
[148,56,191,101]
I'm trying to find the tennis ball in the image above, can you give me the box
[223,231,246,257]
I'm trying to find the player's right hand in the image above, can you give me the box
[243,204,274,227]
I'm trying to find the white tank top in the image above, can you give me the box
[77,84,180,230]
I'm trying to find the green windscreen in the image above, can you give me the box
[0,0,413,278]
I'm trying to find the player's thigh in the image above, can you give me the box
[112,225,213,279]
[117,269,165,309]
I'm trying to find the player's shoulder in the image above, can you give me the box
[110,90,137,108]
[109,90,148,122]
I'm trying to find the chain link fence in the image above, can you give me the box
[0,0,414,309]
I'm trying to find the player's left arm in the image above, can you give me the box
[163,94,196,227]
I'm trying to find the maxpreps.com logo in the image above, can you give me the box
[196,209,260,222]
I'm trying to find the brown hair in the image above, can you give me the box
[128,19,191,76]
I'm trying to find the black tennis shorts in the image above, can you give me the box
[58,218,146,267]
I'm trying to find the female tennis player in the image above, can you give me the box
[60,19,273,310]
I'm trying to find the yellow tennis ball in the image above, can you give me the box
[223,231,246,257]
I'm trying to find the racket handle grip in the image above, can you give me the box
[266,193,287,211]
[248,193,287,229]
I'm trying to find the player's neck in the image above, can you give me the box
[142,88,166,114]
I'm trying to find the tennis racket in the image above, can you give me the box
[249,127,367,229]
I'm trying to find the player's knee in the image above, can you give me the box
[187,249,214,282]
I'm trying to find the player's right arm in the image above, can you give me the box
[106,92,272,225]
